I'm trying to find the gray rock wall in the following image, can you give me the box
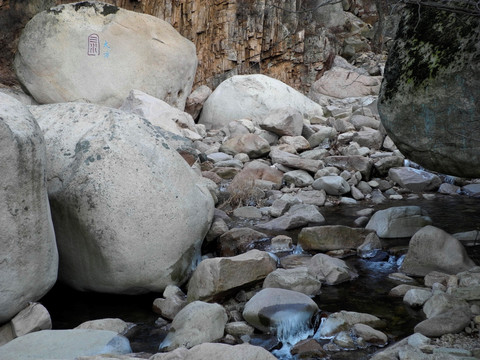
[378,4,480,178]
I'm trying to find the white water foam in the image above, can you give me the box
[271,309,315,359]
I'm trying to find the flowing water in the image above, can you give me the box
[40,194,480,358]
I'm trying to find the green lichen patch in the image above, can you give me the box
[382,4,480,101]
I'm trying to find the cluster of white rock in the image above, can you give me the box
[1,1,479,359]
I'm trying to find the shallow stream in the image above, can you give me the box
[40,195,480,358]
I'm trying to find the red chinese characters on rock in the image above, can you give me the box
[87,34,100,56]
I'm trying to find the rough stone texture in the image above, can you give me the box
[263,267,322,296]
[270,148,323,173]
[298,225,375,251]
[401,226,476,277]
[185,85,212,120]
[422,293,470,319]
[316,310,384,338]
[0,329,132,359]
[75,319,130,334]
[242,288,318,333]
[30,102,214,294]
[187,250,277,302]
[142,0,340,92]
[366,206,432,238]
[378,4,480,178]
[309,66,382,99]
[312,175,350,195]
[0,93,58,323]
[283,170,314,188]
[307,253,358,285]
[219,134,271,159]
[218,228,268,257]
[414,308,472,338]
[198,75,324,130]
[388,167,442,193]
[324,155,373,180]
[10,303,52,338]
[120,90,201,141]
[403,289,432,308]
[159,301,227,351]
[389,285,427,298]
[151,343,277,360]
[14,2,197,109]
[259,107,304,137]
[256,203,325,231]
[352,323,387,345]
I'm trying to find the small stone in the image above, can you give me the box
[403,288,432,307]
[290,338,327,358]
[333,331,356,349]
[225,321,255,337]
[233,206,263,219]
[270,235,293,252]
[433,347,472,357]
[388,273,416,283]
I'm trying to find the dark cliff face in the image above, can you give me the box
[378,4,480,178]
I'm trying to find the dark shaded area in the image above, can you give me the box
[382,3,477,101]
[73,1,119,16]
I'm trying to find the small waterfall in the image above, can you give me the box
[293,244,304,254]
[271,309,315,359]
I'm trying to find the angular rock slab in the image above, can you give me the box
[31,102,214,294]
[256,204,325,231]
[187,250,277,301]
[366,206,432,238]
[0,93,58,323]
[378,4,480,178]
[15,2,197,109]
[298,225,375,252]
[0,329,131,360]
[401,226,476,277]
[199,74,324,130]
[388,167,441,193]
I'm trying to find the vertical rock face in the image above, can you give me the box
[134,0,341,91]
[378,4,480,178]
[0,93,58,323]
[14,1,197,109]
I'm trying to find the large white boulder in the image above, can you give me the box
[198,75,324,130]
[0,93,58,323]
[14,1,197,109]
[0,329,131,360]
[29,102,214,294]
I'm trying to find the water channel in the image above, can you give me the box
[40,194,480,359]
